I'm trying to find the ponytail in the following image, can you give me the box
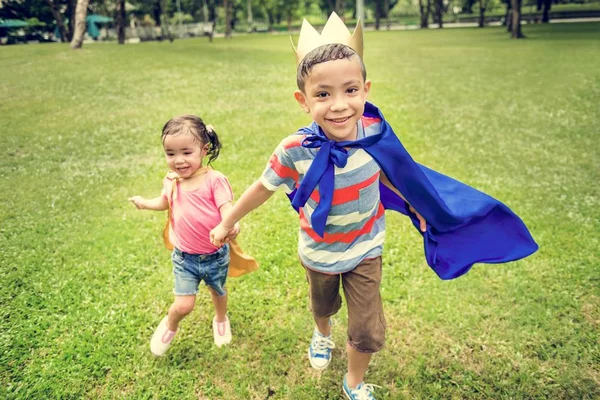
[204,124,221,166]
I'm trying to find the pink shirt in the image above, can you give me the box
[162,170,233,254]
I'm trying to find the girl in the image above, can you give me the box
[129,115,239,356]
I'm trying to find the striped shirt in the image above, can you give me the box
[260,118,385,274]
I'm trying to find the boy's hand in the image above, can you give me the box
[210,222,234,247]
[226,222,240,242]
[128,196,146,209]
[409,205,427,232]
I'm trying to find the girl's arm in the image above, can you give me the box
[210,180,274,246]
[128,195,168,211]
[380,171,427,232]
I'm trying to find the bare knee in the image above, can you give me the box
[170,297,195,316]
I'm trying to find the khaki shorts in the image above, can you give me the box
[303,256,386,354]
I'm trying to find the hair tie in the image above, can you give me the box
[206,124,214,134]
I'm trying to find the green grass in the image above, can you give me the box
[1,22,599,399]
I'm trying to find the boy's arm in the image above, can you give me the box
[129,195,168,211]
[218,202,240,243]
[379,172,427,232]
[210,180,274,246]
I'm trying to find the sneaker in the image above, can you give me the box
[308,328,335,370]
[150,316,177,356]
[343,374,380,400]
[213,315,232,347]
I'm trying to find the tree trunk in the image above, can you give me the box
[224,0,232,38]
[117,0,126,44]
[542,0,551,23]
[435,0,444,28]
[510,0,525,38]
[207,0,216,42]
[70,0,90,49]
[505,1,512,30]
[267,11,274,32]
[45,0,69,42]
[247,0,253,31]
[335,0,344,16]
[478,0,486,27]
[384,0,390,29]
[375,0,383,30]
[153,0,162,27]
[419,0,430,28]
[67,0,76,40]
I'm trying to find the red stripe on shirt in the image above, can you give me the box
[361,116,381,128]
[309,171,379,205]
[268,153,299,182]
[281,135,306,150]
[299,203,385,244]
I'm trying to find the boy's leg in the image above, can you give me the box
[341,256,385,389]
[304,264,342,369]
[346,344,372,388]
[304,265,342,333]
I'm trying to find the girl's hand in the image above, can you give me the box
[210,223,233,247]
[409,205,427,232]
[128,196,146,209]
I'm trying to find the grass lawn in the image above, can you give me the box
[1,22,599,399]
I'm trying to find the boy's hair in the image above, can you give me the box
[161,115,221,165]
[296,43,367,93]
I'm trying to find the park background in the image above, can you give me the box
[1,4,599,399]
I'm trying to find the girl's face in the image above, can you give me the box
[163,133,208,178]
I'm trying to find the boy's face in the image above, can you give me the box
[294,57,371,142]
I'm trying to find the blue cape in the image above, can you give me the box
[287,102,538,280]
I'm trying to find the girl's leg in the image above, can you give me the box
[209,288,228,322]
[210,287,232,347]
[167,295,196,331]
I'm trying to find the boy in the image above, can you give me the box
[210,44,425,399]
[211,13,536,400]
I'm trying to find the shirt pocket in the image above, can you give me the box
[358,183,379,215]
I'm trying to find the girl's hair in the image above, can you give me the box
[161,115,222,165]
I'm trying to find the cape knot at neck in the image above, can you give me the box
[301,135,349,169]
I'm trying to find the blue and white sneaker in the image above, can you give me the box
[308,328,335,370]
[343,374,380,400]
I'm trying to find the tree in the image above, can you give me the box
[44,0,70,41]
[368,0,396,30]
[478,0,492,27]
[0,0,76,40]
[537,0,552,23]
[117,0,126,43]
[433,0,444,28]
[224,0,232,37]
[510,0,524,38]
[282,0,302,31]
[419,0,431,28]
[70,0,90,48]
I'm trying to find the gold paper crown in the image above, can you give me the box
[291,12,363,65]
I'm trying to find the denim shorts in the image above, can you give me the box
[171,245,230,296]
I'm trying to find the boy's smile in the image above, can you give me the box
[295,58,371,142]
